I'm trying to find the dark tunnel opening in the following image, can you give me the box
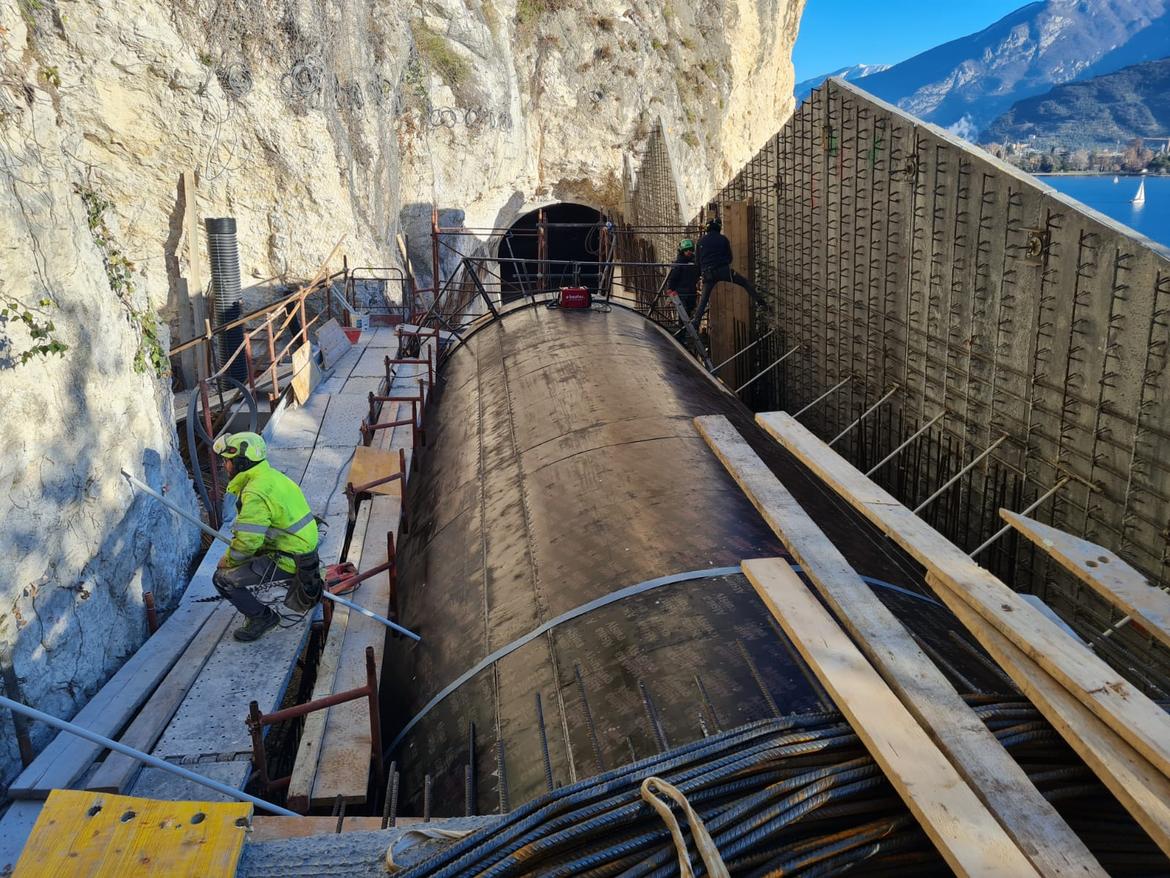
[498,203,603,304]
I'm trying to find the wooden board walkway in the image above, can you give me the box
[5,329,396,826]
[288,331,435,809]
[695,415,1103,877]
[742,558,1040,878]
[117,332,392,801]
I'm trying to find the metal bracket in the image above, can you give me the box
[1023,228,1050,261]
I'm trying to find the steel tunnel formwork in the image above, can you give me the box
[383,301,1004,815]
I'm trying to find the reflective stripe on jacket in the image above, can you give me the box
[224,460,318,573]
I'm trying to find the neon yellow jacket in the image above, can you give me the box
[225,461,318,572]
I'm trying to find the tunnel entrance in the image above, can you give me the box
[498,203,602,304]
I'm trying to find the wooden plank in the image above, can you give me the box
[758,410,1170,779]
[1003,511,1170,651]
[742,558,1040,878]
[939,575,1170,856]
[309,489,396,807]
[14,789,250,877]
[309,401,414,807]
[290,342,321,405]
[348,446,404,497]
[695,416,1103,877]
[317,318,353,369]
[300,345,428,806]
[86,604,237,794]
[708,202,752,389]
[7,600,217,798]
[284,601,352,812]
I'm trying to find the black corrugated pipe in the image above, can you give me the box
[205,217,247,381]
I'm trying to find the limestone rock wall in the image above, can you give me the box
[0,0,802,792]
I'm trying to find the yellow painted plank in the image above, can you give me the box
[742,558,1040,878]
[13,789,250,877]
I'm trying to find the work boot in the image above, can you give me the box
[283,578,322,613]
[233,607,279,642]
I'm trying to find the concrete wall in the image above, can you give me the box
[629,78,1170,695]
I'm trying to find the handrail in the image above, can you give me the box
[168,270,341,357]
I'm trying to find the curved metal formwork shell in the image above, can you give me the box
[385,303,977,815]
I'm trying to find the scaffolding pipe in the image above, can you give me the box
[792,376,852,418]
[829,385,900,447]
[865,413,944,477]
[0,692,298,816]
[734,343,799,394]
[121,470,422,642]
[968,478,1070,559]
[913,435,1008,515]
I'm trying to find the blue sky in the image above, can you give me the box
[793,0,1029,82]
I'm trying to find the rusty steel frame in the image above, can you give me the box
[249,645,383,810]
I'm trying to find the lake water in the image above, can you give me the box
[1036,174,1170,251]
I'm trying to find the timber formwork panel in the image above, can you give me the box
[625,77,1170,694]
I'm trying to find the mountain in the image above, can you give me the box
[795,64,890,102]
[853,0,1170,133]
[982,57,1170,145]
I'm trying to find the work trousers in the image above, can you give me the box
[212,558,292,618]
[693,265,765,325]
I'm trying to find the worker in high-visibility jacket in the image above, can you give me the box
[211,431,324,642]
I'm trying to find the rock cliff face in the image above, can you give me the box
[0,0,802,791]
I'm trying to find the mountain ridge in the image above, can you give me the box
[835,0,1170,131]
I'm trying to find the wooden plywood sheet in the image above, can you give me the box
[317,319,352,369]
[347,445,403,496]
[13,789,250,878]
[290,343,321,406]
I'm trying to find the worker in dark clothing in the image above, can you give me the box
[665,238,700,321]
[211,431,324,641]
[692,218,767,327]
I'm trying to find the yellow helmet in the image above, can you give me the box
[212,431,267,463]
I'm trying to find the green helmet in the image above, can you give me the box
[679,238,695,252]
[213,431,267,463]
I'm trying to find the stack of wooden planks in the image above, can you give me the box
[697,411,1170,875]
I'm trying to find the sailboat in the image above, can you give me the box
[1132,178,1146,205]
[1113,176,1120,183]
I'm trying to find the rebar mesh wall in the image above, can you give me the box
[616,126,704,321]
[628,79,1170,695]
